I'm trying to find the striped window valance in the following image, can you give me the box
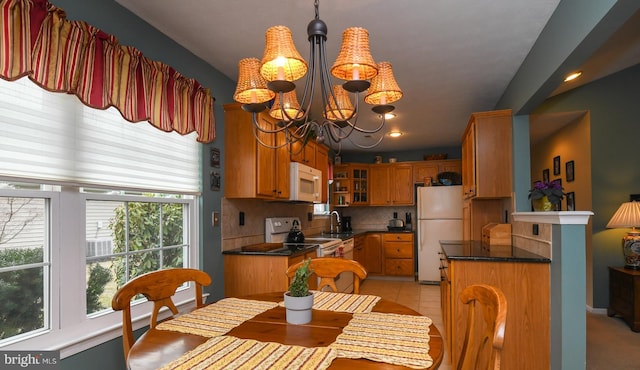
[0,0,215,143]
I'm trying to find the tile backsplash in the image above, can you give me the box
[221,198,328,251]
[511,221,552,258]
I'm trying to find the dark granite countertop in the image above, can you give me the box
[440,240,550,263]
[223,243,318,257]
[309,229,415,240]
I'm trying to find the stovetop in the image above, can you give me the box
[229,242,319,256]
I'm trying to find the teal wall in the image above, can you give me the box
[48,0,236,368]
[534,64,640,308]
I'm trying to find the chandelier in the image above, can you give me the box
[232,0,403,152]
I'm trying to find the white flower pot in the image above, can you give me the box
[283,292,314,324]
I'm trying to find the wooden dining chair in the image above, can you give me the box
[286,257,368,294]
[457,284,508,370]
[111,268,212,358]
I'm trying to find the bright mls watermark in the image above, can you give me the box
[0,351,60,369]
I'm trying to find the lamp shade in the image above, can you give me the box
[234,58,275,104]
[270,91,303,121]
[260,26,308,82]
[331,27,378,81]
[607,201,640,270]
[364,61,403,105]
[606,201,640,228]
[324,85,355,121]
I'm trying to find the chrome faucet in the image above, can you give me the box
[330,210,341,233]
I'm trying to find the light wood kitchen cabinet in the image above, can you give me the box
[360,233,382,274]
[223,251,318,297]
[224,103,289,200]
[461,109,512,199]
[291,140,329,203]
[315,144,329,203]
[332,164,368,207]
[369,164,413,206]
[290,139,316,167]
[382,233,414,276]
[413,159,461,184]
[462,197,510,241]
[443,256,550,369]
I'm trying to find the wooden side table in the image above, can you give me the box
[608,266,640,332]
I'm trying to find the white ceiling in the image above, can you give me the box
[115,0,639,153]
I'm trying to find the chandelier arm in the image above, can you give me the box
[347,131,385,149]
[345,113,387,134]
[251,121,290,149]
[251,112,298,135]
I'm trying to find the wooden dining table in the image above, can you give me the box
[127,292,444,370]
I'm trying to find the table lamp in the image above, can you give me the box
[606,201,640,270]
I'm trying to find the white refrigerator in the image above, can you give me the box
[417,185,463,282]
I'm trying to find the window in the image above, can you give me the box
[85,195,191,316]
[0,195,49,341]
[0,77,201,356]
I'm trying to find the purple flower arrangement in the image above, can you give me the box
[529,180,565,205]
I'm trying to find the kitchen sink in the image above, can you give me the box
[319,231,355,239]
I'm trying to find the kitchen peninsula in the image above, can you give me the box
[439,240,551,370]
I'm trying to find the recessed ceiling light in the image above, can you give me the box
[564,71,582,82]
[384,112,396,120]
[388,131,403,138]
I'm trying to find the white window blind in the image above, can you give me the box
[0,78,200,193]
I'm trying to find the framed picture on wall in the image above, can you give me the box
[566,160,575,182]
[553,155,561,176]
[542,168,550,183]
[566,191,575,211]
[210,148,220,168]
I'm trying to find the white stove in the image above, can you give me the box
[264,217,354,293]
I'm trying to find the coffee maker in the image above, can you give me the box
[341,216,352,232]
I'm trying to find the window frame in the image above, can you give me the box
[0,184,200,358]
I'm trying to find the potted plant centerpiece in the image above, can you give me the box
[284,258,314,324]
[529,180,565,211]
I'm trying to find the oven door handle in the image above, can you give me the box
[321,244,341,256]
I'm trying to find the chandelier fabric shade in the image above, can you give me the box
[270,91,303,121]
[234,58,275,104]
[365,62,403,105]
[324,85,355,121]
[331,27,378,81]
[260,26,308,82]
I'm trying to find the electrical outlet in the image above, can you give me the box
[307,212,313,221]
[532,224,539,235]
[212,212,220,227]
[239,211,245,226]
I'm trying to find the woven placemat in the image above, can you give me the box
[159,335,337,370]
[329,312,433,369]
[156,298,278,337]
[278,291,381,313]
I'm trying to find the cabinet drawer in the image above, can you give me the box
[384,243,413,258]
[385,259,413,276]
[382,233,413,242]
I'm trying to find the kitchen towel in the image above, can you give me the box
[159,335,337,370]
[329,311,433,369]
[156,298,278,337]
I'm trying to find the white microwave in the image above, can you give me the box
[290,162,322,203]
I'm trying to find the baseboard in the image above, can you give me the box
[587,305,607,314]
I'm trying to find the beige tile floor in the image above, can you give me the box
[360,277,452,370]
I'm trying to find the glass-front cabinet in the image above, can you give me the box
[332,164,368,207]
[351,166,368,205]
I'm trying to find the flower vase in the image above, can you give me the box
[532,196,554,211]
